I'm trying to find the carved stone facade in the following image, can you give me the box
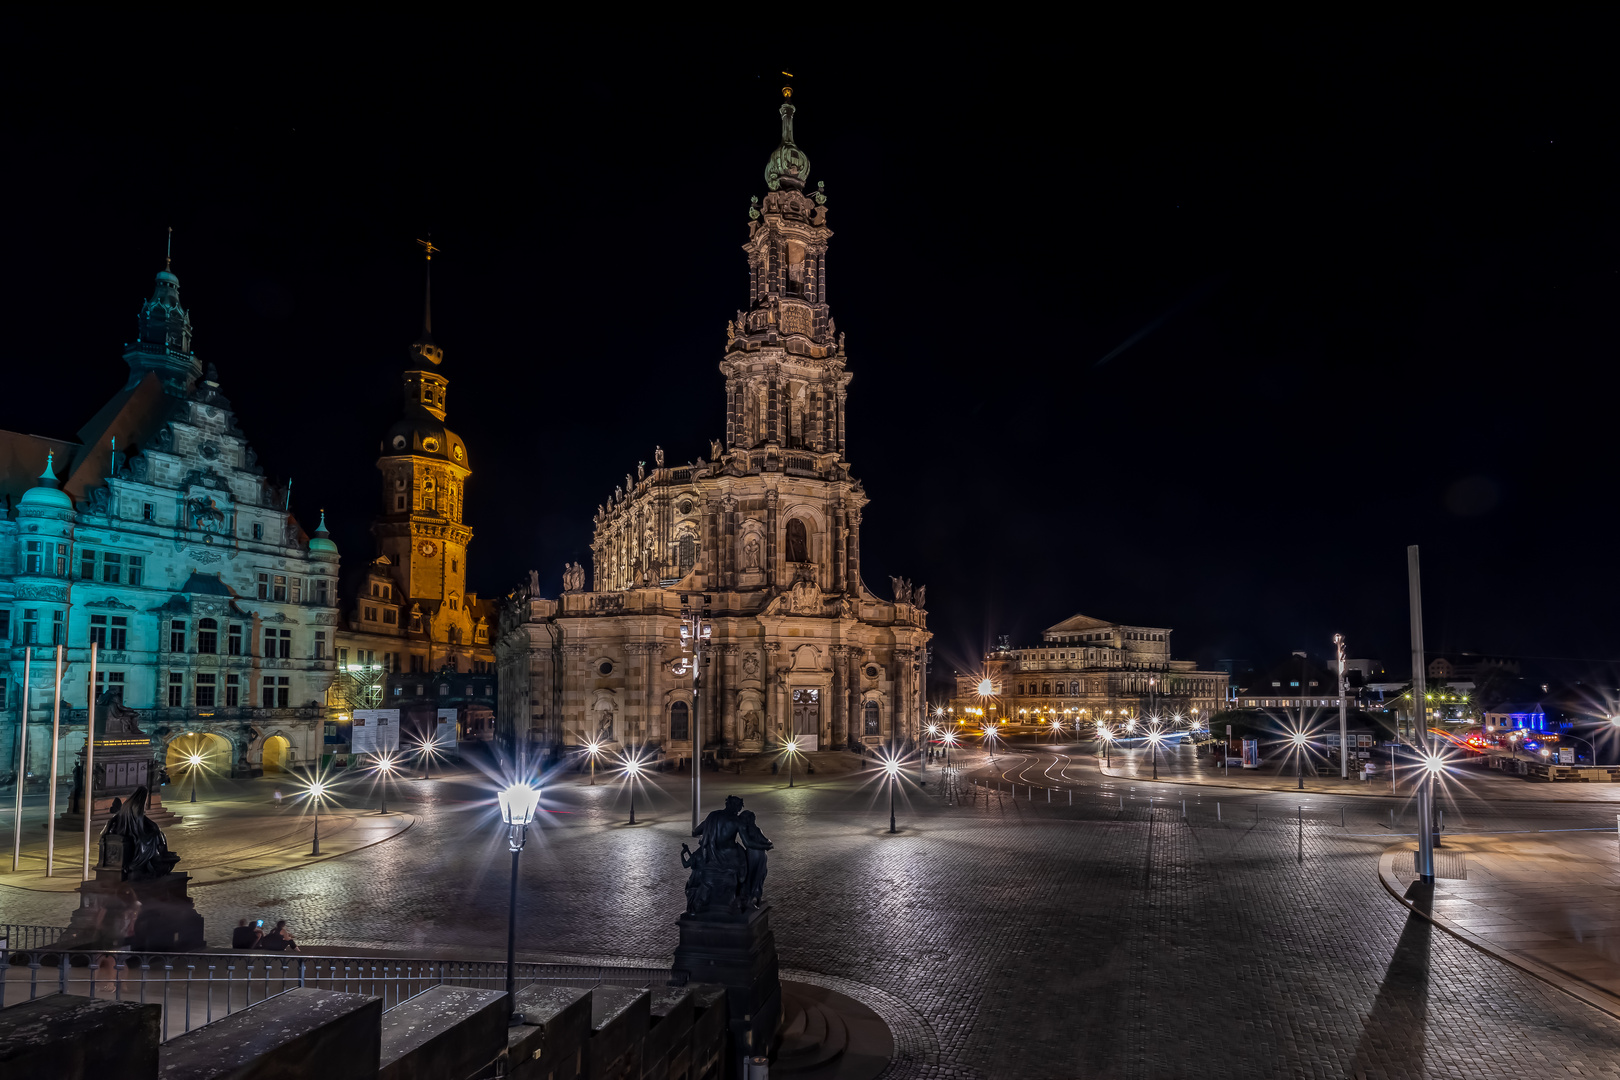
[953,613,1230,728]
[497,101,931,757]
[0,262,337,783]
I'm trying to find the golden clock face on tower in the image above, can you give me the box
[419,540,437,557]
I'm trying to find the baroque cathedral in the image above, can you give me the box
[496,98,931,757]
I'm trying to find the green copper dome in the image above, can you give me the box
[765,103,810,191]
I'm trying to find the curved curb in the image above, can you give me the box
[1094,759,1620,804]
[780,967,939,1080]
[1376,844,1620,1022]
[187,814,416,887]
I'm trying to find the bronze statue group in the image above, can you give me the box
[681,795,773,915]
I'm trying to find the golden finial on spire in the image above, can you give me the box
[781,71,793,98]
[416,237,439,261]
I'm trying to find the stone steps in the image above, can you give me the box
[773,992,850,1075]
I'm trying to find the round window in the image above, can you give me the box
[392,435,407,450]
[678,500,693,515]
[598,661,614,676]
[423,437,440,453]
[452,444,464,461]
[865,665,880,680]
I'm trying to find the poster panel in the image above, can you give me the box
[351,710,378,755]
[375,709,401,754]
[1241,738,1260,769]
[435,708,458,750]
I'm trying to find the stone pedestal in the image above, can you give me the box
[56,789,180,831]
[673,904,781,1069]
[58,868,206,952]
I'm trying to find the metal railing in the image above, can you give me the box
[0,923,65,950]
[1,950,678,1042]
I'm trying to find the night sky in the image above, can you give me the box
[4,24,1614,686]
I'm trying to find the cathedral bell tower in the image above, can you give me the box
[721,95,850,456]
[372,247,474,647]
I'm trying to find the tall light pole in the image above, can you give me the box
[1409,545,1435,884]
[624,754,643,824]
[375,754,395,814]
[11,648,30,872]
[883,757,900,833]
[186,752,204,803]
[308,780,327,856]
[1292,731,1306,790]
[678,595,712,832]
[1334,633,1349,778]
[498,783,539,1026]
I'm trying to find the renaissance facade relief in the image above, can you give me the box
[497,101,930,758]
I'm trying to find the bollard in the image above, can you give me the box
[1047,787,1051,803]
[1341,805,1346,828]
[1439,810,1444,832]
[1297,805,1303,863]
[1069,789,1073,806]
[1217,802,1222,822]
[1390,808,1395,831]
[1181,799,1186,820]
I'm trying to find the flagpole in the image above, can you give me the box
[11,649,30,871]
[45,646,62,877]
[83,641,98,880]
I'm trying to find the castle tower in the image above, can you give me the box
[371,257,475,648]
[122,239,201,394]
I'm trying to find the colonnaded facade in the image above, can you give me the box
[952,614,1230,728]
[0,259,338,784]
[497,97,931,758]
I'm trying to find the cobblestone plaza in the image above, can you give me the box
[7,744,1620,1078]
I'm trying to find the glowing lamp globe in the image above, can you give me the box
[499,784,540,827]
[977,678,994,696]
[882,758,901,778]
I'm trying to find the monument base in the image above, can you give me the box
[56,790,181,831]
[674,903,781,1068]
[57,869,206,953]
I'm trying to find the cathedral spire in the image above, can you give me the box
[409,238,443,369]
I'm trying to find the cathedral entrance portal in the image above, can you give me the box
[791,688,820,746]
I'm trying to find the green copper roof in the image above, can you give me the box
[765,103,810,191]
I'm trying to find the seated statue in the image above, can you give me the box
[99,785,175,880]
[96,692,146,737]
[683,795,763,915]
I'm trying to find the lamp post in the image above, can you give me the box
[375,754,395,814]
[624,755,643,824]
[1291,731,1306,790]
[585,741,601,786]
[498,783,540,1026]
[783,737,798,788]
[883,757,900,833]
[186,752,204,803]
[1148,723,1162,780]
[308,780,327,856]
[678,596,712,832]
[1099,724,1113,766]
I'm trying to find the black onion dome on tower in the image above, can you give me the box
[764,101,810,191]
[382,246,467,468]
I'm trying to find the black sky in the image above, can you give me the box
[3,21,1615,685]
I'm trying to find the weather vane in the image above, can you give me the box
[417,237,439,261]
[166,226,173,271]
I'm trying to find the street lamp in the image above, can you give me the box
[981,724,998,760]
[622,754,644,824]
[306,780,328,856]
[185,752,205,804]
[374,754,397,814]
[584,741,602,786]
[782,737,799,788]
[497,782,540,1026]
[1146,723,1164,780]
[1291,731,1307,790]
[883,756,901,833]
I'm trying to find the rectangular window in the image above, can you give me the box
[95,670,126,701]
[168,672,184,708]
[382,609,396,625]
[110,616,128,651]
[314,631,326,660]
[0,610,9,639]
[142,502,154,522]
[337,646,349,667]
[81,550,97,580]
[90,615,108,648]
[0,679,7,709]
[226,674,240,707]
[316,579,329,605]
[51,611,63,645]
[395,495,406,511]
[54,543,67,576]
[196,619,218,654]
[102,552,122,582]
[290,578,302,604]
[196,673,216,708]
[127,556,143,586]
[410,654,423,674]
[258,573,269,600]
[263,676,290,709]
[252,522,264,540]
[23,609,39,644]
[228,624,243,656]
[263,628,291,659]
[273,575,288,602]
[25,541,41,574]
[170,620,186,652]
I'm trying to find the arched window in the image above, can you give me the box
[678,535,696,575]
[863,701,880,736]
[1070,680,1079,694]
[196,618,218,655]
[670,701,690,741]
[786,519,809,563]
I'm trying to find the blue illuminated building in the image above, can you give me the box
[1,258,339,792]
